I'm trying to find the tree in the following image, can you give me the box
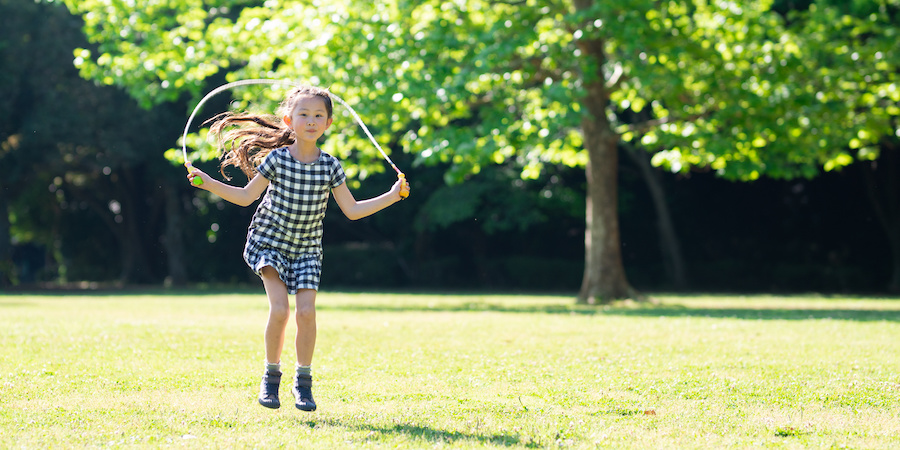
[0,0,38,284]
[640,0,900,292]
[1,0,197,285]
[60,0,900,298]
[782,0,900,291]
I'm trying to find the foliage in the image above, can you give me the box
[59,0,257,107]
[608,0,897,181]
[788,0,900,163]
[0,0,205,284]
[59,0,900,182]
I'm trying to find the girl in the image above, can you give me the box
[186,85,410,411]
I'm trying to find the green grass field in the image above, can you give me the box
[1,291,899,448]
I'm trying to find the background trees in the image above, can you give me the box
[779,0,900,291]
[2,0,897,296]
[1,0,208,285]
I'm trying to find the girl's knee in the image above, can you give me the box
[295,290,317,323]
[269,302,291,322]
[295,303,316,323]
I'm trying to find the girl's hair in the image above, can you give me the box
[207,85,333,180]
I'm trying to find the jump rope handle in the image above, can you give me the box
[398,173,409,199]
[185,161,204,186]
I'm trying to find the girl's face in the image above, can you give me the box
[284,95,332,143]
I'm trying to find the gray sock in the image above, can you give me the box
[265,362,281,373]
[295,364,311,377]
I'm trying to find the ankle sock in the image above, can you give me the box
[265,361,281,373]
[295,364,311,377]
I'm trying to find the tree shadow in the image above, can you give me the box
[294,416,534,447]
[316,298,900,322]
[604,304,900,322]
[4,287,899,322]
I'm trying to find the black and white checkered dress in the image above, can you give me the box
[243,147,346,293]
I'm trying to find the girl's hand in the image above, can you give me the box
[186,164,211,189]
[392,175,410,200]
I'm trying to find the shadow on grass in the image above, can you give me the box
[316,301,900,322]
[603,305,900,322]
[4,287,899,322]
[296,417,535,447]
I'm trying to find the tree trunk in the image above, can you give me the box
[70,169,155,285]
[0,191,12,286]
[162,184,188,286]
[577,115,635,303]
[117,171,155,284]
[625,144,689,290]
[573,0,636,303]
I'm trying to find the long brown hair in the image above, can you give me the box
[207,85,333,180]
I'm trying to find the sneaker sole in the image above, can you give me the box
[258,399,281,409]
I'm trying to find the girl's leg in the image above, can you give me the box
[292,288,318,411]
[260,266,291,365]
[294,288,317,365]
[257,266,290,409]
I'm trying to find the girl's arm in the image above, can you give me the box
[332,177,409,221]
[187,168,269,207]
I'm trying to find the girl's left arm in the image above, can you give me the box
[332,177,409,221]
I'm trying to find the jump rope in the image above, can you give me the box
[182,79,408,198]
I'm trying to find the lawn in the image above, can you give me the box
[1,291,898,448]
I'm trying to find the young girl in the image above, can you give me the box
[186,85,409,411]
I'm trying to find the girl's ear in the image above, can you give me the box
[283,115,292,126]
[326,117,333,129]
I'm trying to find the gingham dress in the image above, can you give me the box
[243,147,346,293]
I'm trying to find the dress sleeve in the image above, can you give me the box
[329,157,347,189]
[256,149,280,181]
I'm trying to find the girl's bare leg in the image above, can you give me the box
[294,289,317,366]
[292,288,318,411]
[260,266,291,365]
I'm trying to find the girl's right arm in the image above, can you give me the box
[187,167,269,207]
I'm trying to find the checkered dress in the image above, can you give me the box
[243,147,346,293]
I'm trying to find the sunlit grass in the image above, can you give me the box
[1,291,899,448]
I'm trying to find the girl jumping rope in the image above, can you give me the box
[186,85,410,411]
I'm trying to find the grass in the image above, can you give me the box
[1,291,899,448]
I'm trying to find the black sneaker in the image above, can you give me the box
[258,370,281,409]
[292,374,316,411]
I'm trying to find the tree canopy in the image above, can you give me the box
[61,0,897,175]
[54,0,900,295]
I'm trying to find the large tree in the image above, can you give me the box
[61,0,900,298]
